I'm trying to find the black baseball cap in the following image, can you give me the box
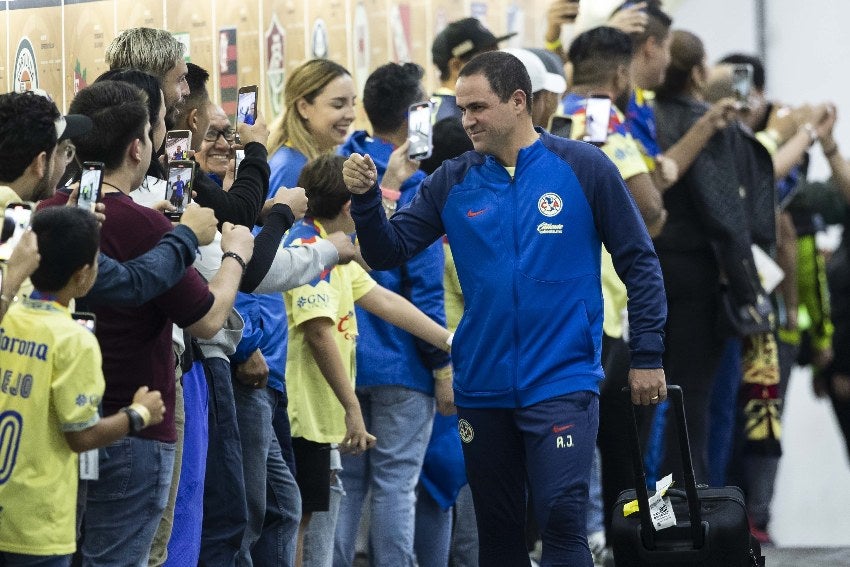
[30,88,92,142]
[432,18,517,69]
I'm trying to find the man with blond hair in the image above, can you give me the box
[106,27,189,128]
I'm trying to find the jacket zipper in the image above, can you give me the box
[511,156,521,407]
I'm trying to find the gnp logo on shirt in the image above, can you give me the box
[537,193,562,217]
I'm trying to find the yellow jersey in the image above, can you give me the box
[284,219,376,443]
[0,297,104,555]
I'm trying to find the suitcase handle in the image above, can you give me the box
[623,385,705,550]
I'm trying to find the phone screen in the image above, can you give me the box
[78,163,103,212]
[549,115,573,139]
[72,312,97,333]
[0,204,33,261]
[732,64,753,107]
[165,161,194,220]
[165,130,192,162]
[234,149,245,180]
[408,101,434,160]
[584,96,612,145]
[237,87,258,126]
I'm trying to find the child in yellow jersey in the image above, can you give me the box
[283,155,453,563]
[0,207,165,565]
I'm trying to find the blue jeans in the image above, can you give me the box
[450,484,478,567]
[458,392,598,567]
[233,383,301,567]
[0,553,71,567]
[200,358,246,567]
[414,483,452,567]
[304,473,343,567]
[82,437,175,566]
[333,386,435,567]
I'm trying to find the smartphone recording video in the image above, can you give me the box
[237,85,258,126]
[234,149,245,180]
[165,160,194,221]
[583,96,612,145]
[408,101,434,160]
[548,115,574,139]
[72,312,97,333]
[0,203,33,261]
[165,130,192,162]
[78,162,104,213]
[731,63,754,109]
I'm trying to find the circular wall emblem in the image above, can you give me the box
[538,192,563,217]
[13,37,38,93]
[458,418,474,443]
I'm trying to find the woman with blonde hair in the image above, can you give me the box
[267,59,356,196]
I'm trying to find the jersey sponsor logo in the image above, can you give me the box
[296,293,330,308]
[458,418,474,443]
[337,311,356,340]
[537,222,563,234]
[0,329,48,361]
[538,192,563,217]
[466,208,486,218]
[552,423,574,434]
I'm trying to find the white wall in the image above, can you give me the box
[671,0,850,181]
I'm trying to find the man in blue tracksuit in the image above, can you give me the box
[343,51,668,566]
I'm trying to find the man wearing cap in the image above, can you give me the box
[501,48,566,130]
[431,18,516,122]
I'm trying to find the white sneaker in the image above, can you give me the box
[587,530,607,567]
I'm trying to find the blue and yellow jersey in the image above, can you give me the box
[562,93,650,338]
[283,218,376,443]
[0,296,104,555]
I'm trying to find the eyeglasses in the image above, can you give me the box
[59,142,76,162]
[204,128,236,143]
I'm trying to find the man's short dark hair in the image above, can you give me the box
[299,155,350,219]
[69,81,149,171]
[95,68,163,131]
[363,63,425,134]
[612,1,672,50]
[719,53,765,91]
[0,92,59,182]
[459,51,533,115]
[30,207,99,292]
[420,118,473,175]
[568,26,633,86]
[184,63,210,109]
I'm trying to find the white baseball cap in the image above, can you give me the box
[501,47,567,96]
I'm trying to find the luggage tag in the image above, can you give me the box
[622,473,677,531]
[79,449,99,480]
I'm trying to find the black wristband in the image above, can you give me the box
[222,251,247,272]
[121,407,145,434]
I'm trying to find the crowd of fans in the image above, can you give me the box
[0,1,848,566]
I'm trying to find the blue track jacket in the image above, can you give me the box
[350,129,667,409]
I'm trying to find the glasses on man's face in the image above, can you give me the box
[203,127,236,143]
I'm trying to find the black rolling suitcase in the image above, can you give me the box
[611,386,765,566]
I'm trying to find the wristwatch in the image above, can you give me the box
[121,406,145,434]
